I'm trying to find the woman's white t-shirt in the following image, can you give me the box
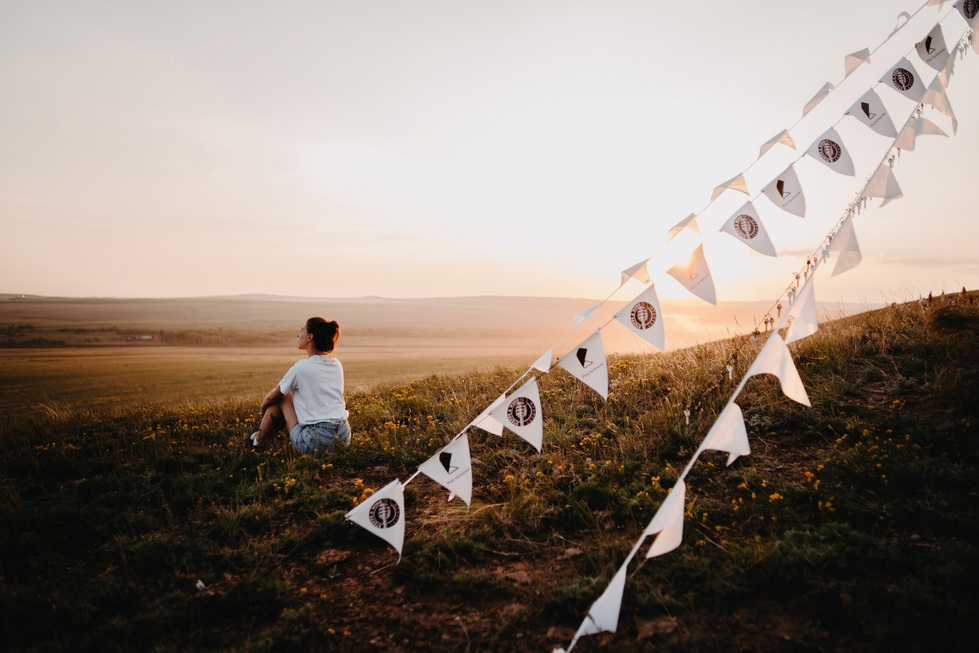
[278,355,349,425]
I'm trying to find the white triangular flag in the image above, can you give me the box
[784,278,818,344]
[743,334,811,406]
[829,218,862,278]
[939,44,957,88]
[345,479,406,557]
[489,378,544,451]
[898,117,947,150]
[710,173,750,201]
[845,89,898,138]
[667,245,717,305]
[759,129,796,157]
[720,201,777,257]
[880,58,926,102]
[762,165,806,218]
[569,563,628,645]
[620,259,651,286]
[644,481,686,558]
[473,413,504,436]
[558,330,609,400]
[865,164,903,207]
[613,284,665,351]
[955,0,979,29]
[667,213,700,241]
[418,434,473,507]
[917,23,950,71]
[896,122,917,151]
[923,77,958,134]
[890,11,912,38]
[698,404,750,466]
[472,393,506,436]
[533,349,553,373]
[573,303,600,329]
[806,127,855,176]
[844,48,871,77]
[916,116,948,138]
[802,82,835,117]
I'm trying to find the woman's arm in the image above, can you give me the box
[259,384,284,417]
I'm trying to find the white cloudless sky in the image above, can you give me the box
[2,0,977,302]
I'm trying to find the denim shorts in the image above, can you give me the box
[290,420,351,454]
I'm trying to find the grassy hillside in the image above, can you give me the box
[1,296,977,651]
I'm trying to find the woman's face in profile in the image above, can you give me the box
[296,324,310,350]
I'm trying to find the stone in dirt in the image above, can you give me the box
[315,549,352,567]
[636,616,678,639]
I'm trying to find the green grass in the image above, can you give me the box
[1,296,977,651]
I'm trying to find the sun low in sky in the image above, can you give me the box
[2,0,977,303]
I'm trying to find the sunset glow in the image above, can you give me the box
[2,1,977,303]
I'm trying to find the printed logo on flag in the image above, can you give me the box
[369,498,401,529]
[439,451,458,474]
[964,0,979,20]
[733,215,759,240]
[576,347,593,368]
[847,90,895,138]
[924,36,935,54]
[507,397,536,427]
[776,179,788,198]
[630,302,657,330]
[818,139,842,163]
[892,68,915,91]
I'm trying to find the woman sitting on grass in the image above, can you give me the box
[248,317,350,453]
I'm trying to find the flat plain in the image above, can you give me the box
[0,294,875,416]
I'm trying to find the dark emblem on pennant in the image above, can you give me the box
[439,451,458,474]
[507,396,536,427]
[776,179,788,198]
[964,0,978,20]
[575,347,593,368]
[369,498,401,529]
[733,215,759,240]
[630,301,657,330]
[818,139,842,163]
[861,102,876,120]
[925,36,935,54]
[892,67,914,91]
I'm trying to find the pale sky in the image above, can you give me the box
[2,0,977,303]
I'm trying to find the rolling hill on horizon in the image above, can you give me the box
[2,293,884,354]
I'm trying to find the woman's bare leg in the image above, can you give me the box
[253,393,299,445]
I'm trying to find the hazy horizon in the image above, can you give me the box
[0,289,906,307]
[0,292,890,357]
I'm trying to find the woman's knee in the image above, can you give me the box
[265,404,281,419]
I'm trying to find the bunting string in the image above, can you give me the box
[554,21,973,653]
[334,3,975,650]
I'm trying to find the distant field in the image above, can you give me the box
[0,345,534,417]
[0,294,879,417]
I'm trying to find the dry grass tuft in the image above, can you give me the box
[925,302,979,337]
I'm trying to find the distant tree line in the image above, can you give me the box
[2,324,282,347]
[154,329,282,346]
